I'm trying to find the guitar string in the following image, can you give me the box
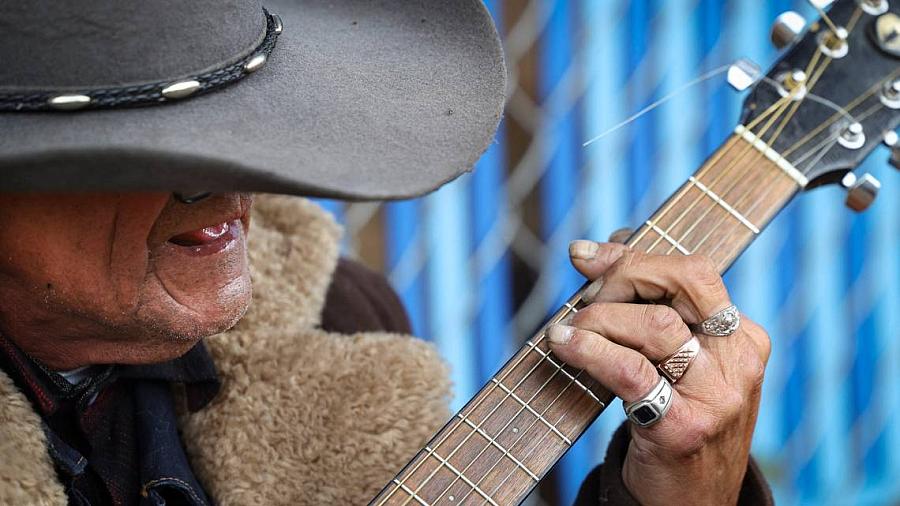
[382,9,884,503]
[664,5,878,259]
[624,92,796,250]
[702,93,893,258]
[781,67,900,159]
[386,306,579,505]
[384,99,798,505]
[652,1,866,258]
[385,66,817,506]
[433,359,591,503]
[480,369,601,500]
[635,48,824,256]
[471,69,824,502]
[654,50,833,259]
[384,104,789,503]
[478,77,892,506]
[628,0,864,253]
[476,49,891,506]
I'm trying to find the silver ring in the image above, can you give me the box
[657,336,700,383]
[694,304,741,337]
[623,376,673,427]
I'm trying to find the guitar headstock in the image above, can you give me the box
[739,0,899,207]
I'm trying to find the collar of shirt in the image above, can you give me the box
[0,334,221,506]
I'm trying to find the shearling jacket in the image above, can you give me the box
[0,195,773,505]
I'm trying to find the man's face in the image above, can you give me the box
[0,192,253,368]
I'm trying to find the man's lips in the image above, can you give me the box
[164,220,243,257]
[169,222,231,247]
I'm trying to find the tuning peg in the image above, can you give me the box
[842,172,881,211]
[884,130,900,170]
[771,11,807,49]
[727,59,761,91]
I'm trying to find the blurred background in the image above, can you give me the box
[316,1,900,504]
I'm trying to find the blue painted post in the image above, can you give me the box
[538,2,593,503]
[472,0,515,385]
[385,201,429,338]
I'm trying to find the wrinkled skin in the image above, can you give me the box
[552,239,770,505]
[0,192,253,369]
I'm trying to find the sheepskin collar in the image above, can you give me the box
[0,195,451,506]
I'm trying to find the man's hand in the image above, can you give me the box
[549,240,770,506]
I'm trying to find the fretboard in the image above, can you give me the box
[371,129,801,506]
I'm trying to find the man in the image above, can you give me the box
[0,0,773,504]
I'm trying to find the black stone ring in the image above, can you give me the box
[623,376,673,428]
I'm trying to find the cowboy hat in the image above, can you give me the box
[0,0,506,200]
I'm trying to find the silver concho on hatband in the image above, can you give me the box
[0,10,283,112]
[623,377,673,428]
[694,304,741,337]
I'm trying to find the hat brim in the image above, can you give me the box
[0,0,506,200]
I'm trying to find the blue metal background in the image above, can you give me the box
[320,1,900,503]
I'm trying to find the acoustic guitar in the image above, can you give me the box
[372,1,900,504]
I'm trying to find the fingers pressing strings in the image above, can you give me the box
[572,244,732,325]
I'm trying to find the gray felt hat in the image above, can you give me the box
[0,0,506,200]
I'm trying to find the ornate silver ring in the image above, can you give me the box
[657,336,701,383]
[694,304,741,337]
[623,376,673,428]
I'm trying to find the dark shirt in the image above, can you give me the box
[0,335,219,506]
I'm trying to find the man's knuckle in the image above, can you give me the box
[741,347,768,388]
[644,305,679,333]
[575,302,605,325]
[720,387,747,419]
[675,414,718,456]
[743,319,773,363]
[684,254,721,285]
[614,354,653,395]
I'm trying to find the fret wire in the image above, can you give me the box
[394,114,792,504]
[642,221,692,255]
[641,92,796,256]
[664,50,837,262]
[691,8,875,267]
[432,356,576,504]
[687,176,760,234]
[525,340,603,405]
[455,414,540,481]
[392,479,431,506]
[392,304,580,505]
[423,446,499,506]
[626,91,793,250]
[490,379,572,445]
[476,369,595,502]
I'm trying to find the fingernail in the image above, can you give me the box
[581,278,604,302]
[569,240,600,260]
[548,324,575,345]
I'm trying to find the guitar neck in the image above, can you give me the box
[372,129,801,506]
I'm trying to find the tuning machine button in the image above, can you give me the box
[771,11,807,49]
[884,130,900,170]
[841,172,881,211]
[859,0,889,16]
[727,59,761,91]
[880,79,900,109]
